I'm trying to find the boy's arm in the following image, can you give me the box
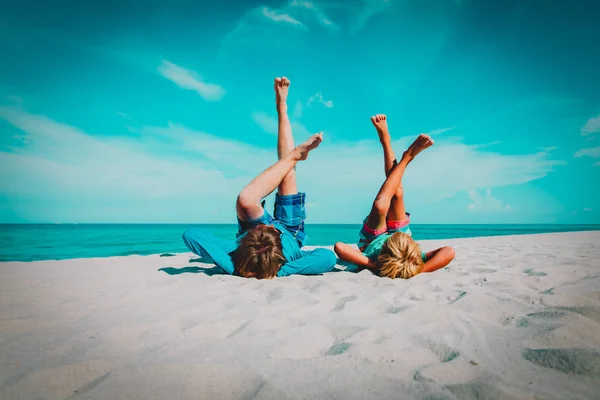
[422,246,455,273]
[277,248,337,276]
[334,243,377,269]
[182,228,237,274]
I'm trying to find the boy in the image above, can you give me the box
[182,78,336,278]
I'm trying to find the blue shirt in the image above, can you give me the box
[182,226,337,277]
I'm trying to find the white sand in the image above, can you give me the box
[1,231,600,400]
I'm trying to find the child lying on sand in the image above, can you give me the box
[182,77,336,278]
[334,115,455,278]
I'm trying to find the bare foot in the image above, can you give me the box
[274,77,290,108]
[294,133,323,160]
[370,114,389,141]
[404,134,434,160]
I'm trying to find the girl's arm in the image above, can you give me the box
[334,242,377,269]
[422,246,455,273]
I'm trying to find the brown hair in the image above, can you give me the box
[233,225,286,279]
[377,232,424,279]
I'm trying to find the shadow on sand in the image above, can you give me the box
[158,266,226,276]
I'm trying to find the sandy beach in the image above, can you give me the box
[1,231,599,399]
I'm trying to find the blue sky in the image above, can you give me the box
[0,0,599,224]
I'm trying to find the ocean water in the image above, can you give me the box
[1,224,599,262]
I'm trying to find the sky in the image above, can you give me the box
[0,0,599,224]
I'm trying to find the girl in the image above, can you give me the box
[334,115,455,278]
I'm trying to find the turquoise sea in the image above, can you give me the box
[1,224,599,262]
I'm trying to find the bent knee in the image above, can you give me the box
[334,242,345,254]
[373,197,390,215]
[444,246,456,260]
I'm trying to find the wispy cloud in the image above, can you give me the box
[584,208,593,212]
[290,0,338,29]
[293,100,304,118]
[581,114,600,136]
[467,188,511,211]
[539,146,558,152]
[351,0,392,34]
[574,146,600,159]
[116,112,141,133]
[157,61,226,101]
[426,127,453,136]
[0,105,565,223]
[0,105,261,222]
[261,6,305,26]
[252,111,312,138]
[307,92,334,108]
[252,112,279,135]
[222,1,339,49]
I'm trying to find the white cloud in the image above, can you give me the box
[539,146,558,152]
[307,92,334,108]
[574,146,600,159]
[425,127,453,136]
[252,112,279,135]
[351,0,392,34]
[157,61,225,101]
[252,111,312,139]
[222,1,340,49]
[222,2,321,49]
[289,0,338,28]
[584,208,592,212]
[0,105,268,222]
[116,112,141,133]
[467,189,511,212]
[594,161,600,167]
[261,6,305,26]
[293,100,304,118]
[0,105,565,223]
[581,114,600,135]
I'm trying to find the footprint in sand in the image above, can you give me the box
[558,306,600,324]
[428,342,460,363]
[266,287,283,303]
[522,348,600,375]
[516,309,566,331]
[226,320,251,339]
[269,327,334,360]
[448,291,467,304]
[326,342,351,356]
[524,268,547,277]
[332,295,358,312]
[387,306,409,314]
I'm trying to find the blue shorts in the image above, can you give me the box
[237,192,307,247]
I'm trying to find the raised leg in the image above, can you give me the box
[372,115,433,221]
[371,114,405,221]
[237,133,323,221]
[275,77,298,196]
[364,132,434,231]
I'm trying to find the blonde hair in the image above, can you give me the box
[377,232,424,279]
